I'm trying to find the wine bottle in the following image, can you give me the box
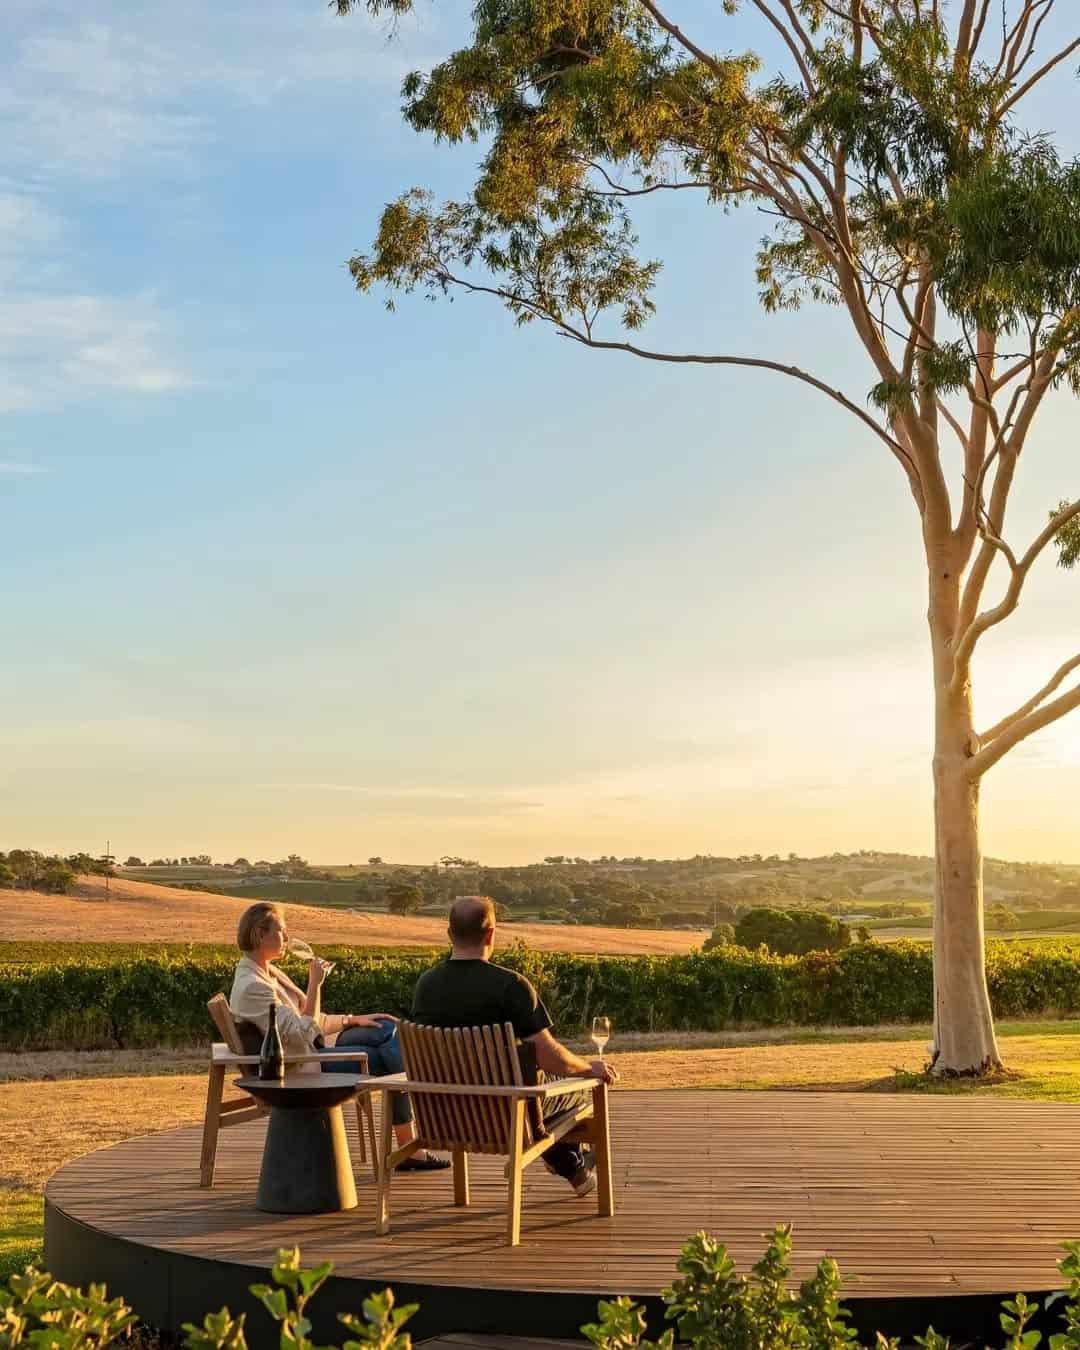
[259,1002,284,1081]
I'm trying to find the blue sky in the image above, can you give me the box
[2,0,1079,865]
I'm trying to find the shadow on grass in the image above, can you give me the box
[759,1066,1080,1101]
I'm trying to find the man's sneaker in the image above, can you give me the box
[542,1151,596,1196]
[569,1162,597,1197]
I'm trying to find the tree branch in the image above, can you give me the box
[634,0,732,82]
[749,0,816,91]
[968,0,993,61]
[968,677,1080,778]
[1000,35,1080,115]
[951,495,1080,685]
[951,325,996,563]
[980,652,1080,743]
[957,344,1058,633]
[557,327,923,495]
[422,249,923,496]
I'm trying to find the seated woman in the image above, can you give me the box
[229,901,448,1171]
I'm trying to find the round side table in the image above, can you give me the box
[236,1074,360,1214]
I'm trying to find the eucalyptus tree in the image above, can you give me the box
[335,0,1080,1073]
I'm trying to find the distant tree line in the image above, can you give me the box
[125,854,340,881]
[0,849,114,894]
[16,843,1080,929]
[352,865,733,927]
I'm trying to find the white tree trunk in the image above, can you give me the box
[929,573,1002,1075]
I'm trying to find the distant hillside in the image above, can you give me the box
[0,875,702,955]
[116,850,1080,927]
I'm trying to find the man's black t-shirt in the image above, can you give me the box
[411,958,553,1040]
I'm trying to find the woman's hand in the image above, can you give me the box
[308,958,333,989]
[345,1013,397,1030]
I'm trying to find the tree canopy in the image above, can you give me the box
[734,905,851,954]
[343,0,1080,509]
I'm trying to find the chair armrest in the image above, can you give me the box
[536,1076,600,1096]
[216,1048,369,1068]
[390,1077,597,1098]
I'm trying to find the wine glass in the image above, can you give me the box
[285,936,335,974]
[591,1015,612,1059]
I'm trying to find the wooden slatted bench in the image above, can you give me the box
[375,1021,613,1246]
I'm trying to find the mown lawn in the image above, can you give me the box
[3,1019,1080,1280]
[0,1190,41,1282]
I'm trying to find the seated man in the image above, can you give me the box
[411,895,618,1196]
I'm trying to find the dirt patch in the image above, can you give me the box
[0,877,701,956]
[0,1047,206,1082]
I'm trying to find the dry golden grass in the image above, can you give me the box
[0,1076,212,1189]
[0,876,701,956]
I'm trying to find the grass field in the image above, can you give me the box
[0,940,442,965]
[0,876,702,955]
[4,1019,1080,1281]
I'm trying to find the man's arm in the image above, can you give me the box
[526,1028,618,1084]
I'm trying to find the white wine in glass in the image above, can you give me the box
[591,1015,612,1058]
[285,937,316,961]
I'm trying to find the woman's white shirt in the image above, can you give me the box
[229,953,322,1058]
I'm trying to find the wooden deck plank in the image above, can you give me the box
[44,1091,1080,1302]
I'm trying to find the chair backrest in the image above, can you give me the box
[208,993,248,1055]
[398,1022,541,1155]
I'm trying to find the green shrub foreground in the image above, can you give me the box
[7,940,1080,1050]
[6,1231,1080,1350]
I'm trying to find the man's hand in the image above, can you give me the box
[589,1058,619,1085]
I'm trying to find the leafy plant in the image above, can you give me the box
[586,1232,1080,1349]
[584,1226,859,1350]
[183,1247,416,1350]
[0,1267,138,1347]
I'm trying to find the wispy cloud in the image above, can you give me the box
[0,461,51,474]
[0,291,193,412]
[0,3,433,415]
[2,12,422,182]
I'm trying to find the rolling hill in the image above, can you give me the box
[0,875,702,955]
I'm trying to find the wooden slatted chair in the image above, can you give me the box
[375,1021,613,1246]
[201,993,379,1187]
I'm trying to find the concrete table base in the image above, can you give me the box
[257,1103,358,1213]
[236,1074,361,1215]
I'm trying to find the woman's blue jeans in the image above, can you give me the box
[321,1019,412,1125]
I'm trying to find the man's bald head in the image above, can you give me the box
[448,895,497,949]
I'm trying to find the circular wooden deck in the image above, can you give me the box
[44,1090,1080,1344]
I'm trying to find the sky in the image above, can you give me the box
[2,1,1079,867]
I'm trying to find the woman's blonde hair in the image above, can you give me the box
[237,901,284,953]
